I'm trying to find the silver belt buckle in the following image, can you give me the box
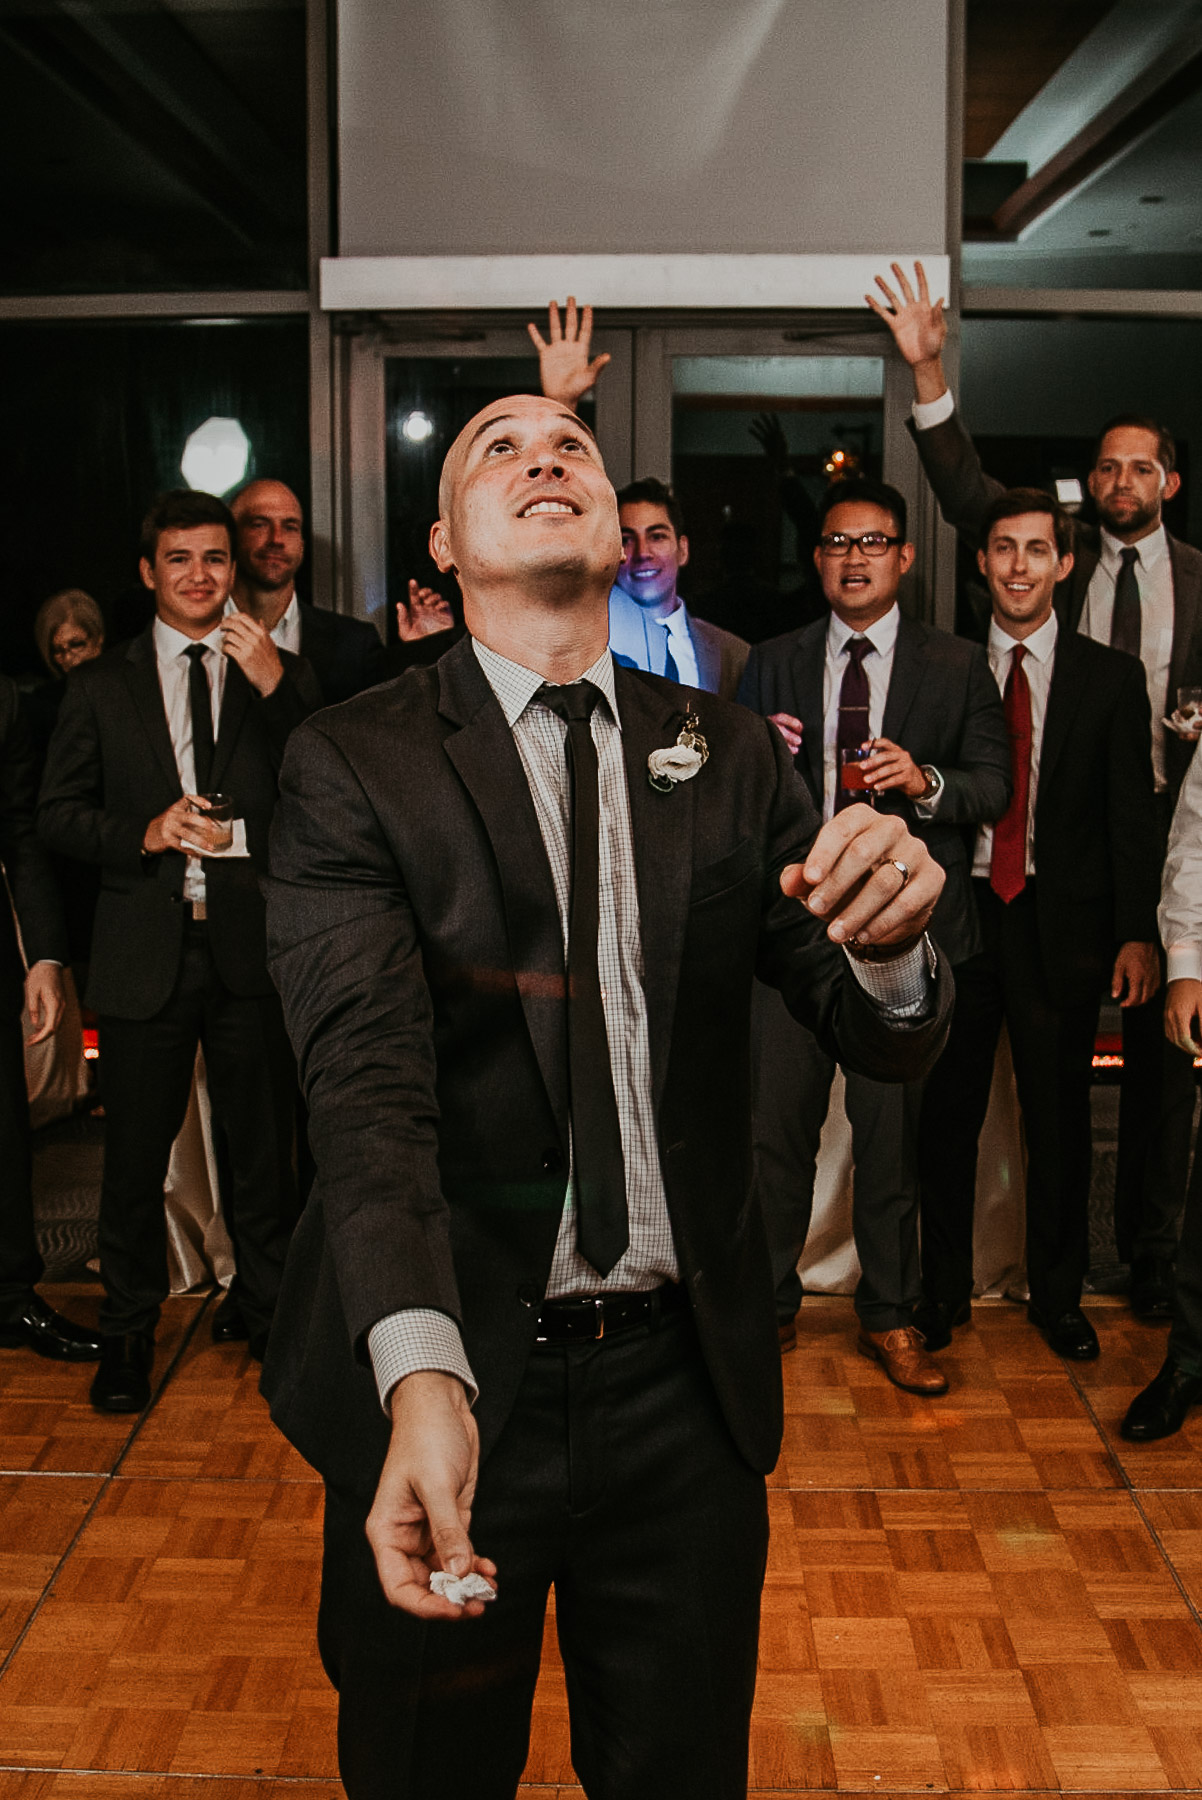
[593,1296,605,1341]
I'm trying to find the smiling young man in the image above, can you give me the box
[871,261,1202,1325]
[231,478,387,704]
[916,489,1161,1360]
[39,489,317,1411]
[737,478,1009,1393]
[259,394,954,1800]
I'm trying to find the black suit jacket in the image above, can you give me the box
[37,628,317,1019]
[737,615,1011,967]
[0,678,67,1015]
[1022,629,1161,1008]
[299,602,388,705]
[911,405,1202,798]
[260,637,953,1496]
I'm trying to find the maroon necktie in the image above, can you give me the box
[834,638,872,814]
[990,644,1031,903]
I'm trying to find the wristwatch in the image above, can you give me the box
[917,764,943,803]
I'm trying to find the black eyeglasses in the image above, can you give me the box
[818,532,903,557]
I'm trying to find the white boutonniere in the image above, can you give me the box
[648,711,710,791]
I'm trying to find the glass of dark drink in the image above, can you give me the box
[190,793,235,851]
[840,745,877,806]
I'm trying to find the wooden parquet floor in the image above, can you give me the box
[1,1289,1201,1796]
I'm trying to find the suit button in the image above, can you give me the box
[541,1147,564,1172]
[517,1283,541,1308]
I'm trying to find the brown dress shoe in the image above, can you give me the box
[779,1319,798,1353]
[857,1326,948,1395]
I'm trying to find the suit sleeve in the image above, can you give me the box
[909,405,1005,545]
[927,643,1012,827]
[264,719,459,1357]
[0,690,67,966]
[752,723,952,1077]
[256,650,322,756]
[735,644,764,712]
[1107,660,1161,946]
[38,673,149,876]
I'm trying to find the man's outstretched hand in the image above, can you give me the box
[865,261,949,404]
[528,297,611,409]
[366,1371,496,1622]
[781,804,943,951]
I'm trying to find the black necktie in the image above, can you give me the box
[185,643,214,791]
[1111,546,1142,661]
[834,637,872,813]
[535,681,629,1276]
[661,626,679,683]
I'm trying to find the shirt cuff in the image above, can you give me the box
[911,389,955,432]
[912,767,945,818]
[843,935,934,1019]
[1166,943,1202,986]
[367,1308,479,1414]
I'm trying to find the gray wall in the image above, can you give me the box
[337,0,949,257]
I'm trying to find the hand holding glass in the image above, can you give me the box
[840,744,877,806]
[189,793,235,852]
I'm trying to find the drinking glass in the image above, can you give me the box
[1178,687,1202,724]
[190,792,235,852]
[840,745,877,806]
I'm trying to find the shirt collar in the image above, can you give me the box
[153,616,226,662]
[662,601,690,642]
[827,603,900,660]
[1100,522,1168,572]
[472,637,620,729]
[988,608,1059,665]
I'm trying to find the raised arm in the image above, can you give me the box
[528,297,611,409]
[866,259,950,405]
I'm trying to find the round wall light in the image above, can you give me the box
[180,416,251,495]
[401,409,435,444]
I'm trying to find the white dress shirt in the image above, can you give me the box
[912,386,1175,793]
[607,587,700,687]
[1079,526,1173,792]
[971,612,1058,880]
[1160,742,1202,983]
[152,617,227,903]
[367,640,935,1410]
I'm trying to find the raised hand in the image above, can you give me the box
[527,297,611,409]
[397,580,455,642]
[220,612,284,696]
[865,261,948,401]
[749,412,789,468]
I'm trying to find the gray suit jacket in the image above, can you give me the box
[738,614,1011,967]
[608,588,749,700]
[911,404,1202,799]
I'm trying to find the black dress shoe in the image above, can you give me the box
[911,1298,971,1354]
[211,1291,249,1344]
[89,1333,153,1413]
[1028,1304,1100,1360]
[1121,1356,1202,1441]
[1130,1257,1175,1322]
[0,1293,102,1361]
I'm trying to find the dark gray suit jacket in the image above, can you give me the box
[298,602,388,706]
[911,404,1202,799]
[38,627,318,1019]
[260,637,952,1494]
[738,614,1011,968]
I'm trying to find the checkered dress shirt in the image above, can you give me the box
[368,642,932,1408]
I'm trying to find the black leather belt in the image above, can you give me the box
[534,1282,687,1344]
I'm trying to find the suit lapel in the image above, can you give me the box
[1038,630,1085,796]
[790,624,826,807]
[615,667,695,1112]
[1168,535,1202,703]
[438,640,569,1126]
[688,613,719,695]
[210,660,251,790]
[881,616,928,742]
[122,629,182,796]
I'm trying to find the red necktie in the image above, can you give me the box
[990,644,1031,903]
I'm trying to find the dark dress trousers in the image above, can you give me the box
[918,631,1161,1319]
[261,638,952,1799]
[37,629,318,1338]
[298,601,388,705]
[737,616,1010,1328]
[912,404,1202,1267]
[0,677,69,1305]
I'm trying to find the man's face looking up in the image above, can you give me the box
[615,502,688,616]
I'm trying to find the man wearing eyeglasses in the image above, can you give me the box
[737,478,1010,1393]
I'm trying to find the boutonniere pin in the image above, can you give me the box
[648,710,710,792]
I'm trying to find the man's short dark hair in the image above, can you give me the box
[1093,414,1177,475]
[616,477,686,539]
[140,488,237,563]
[979,488,1073,559]
[815,478,908,542]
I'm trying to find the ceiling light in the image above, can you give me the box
[180,416,250,496]
[401,410,435,443]
[1140,194,1166,205]
[1088,229,1111,238]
